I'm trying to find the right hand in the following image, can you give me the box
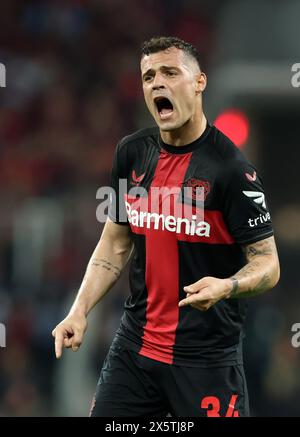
[52,314,88,359]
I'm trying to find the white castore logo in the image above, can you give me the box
[243,191,266,209]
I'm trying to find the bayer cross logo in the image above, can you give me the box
[184,177,211,201]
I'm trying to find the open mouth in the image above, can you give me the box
[154,97,174,119]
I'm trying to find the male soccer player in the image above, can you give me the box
[52,37,280,417]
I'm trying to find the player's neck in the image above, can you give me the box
[160,113,207,147]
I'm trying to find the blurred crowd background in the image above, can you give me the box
[0,0,299,416]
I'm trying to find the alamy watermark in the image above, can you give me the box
[0,323,6,347]
[96,181,207,232]
[0,63,6,87]
[291,323,300,348]
[291,63,300,88]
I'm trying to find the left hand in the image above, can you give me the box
[178,276,232,311]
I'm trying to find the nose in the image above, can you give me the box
[152,73,165,91]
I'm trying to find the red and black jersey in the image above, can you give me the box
[108,123,273,367]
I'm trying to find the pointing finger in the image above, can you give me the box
[55,331,64,359]
[179,295,199,307]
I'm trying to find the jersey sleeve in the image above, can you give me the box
[221,161,274,244]
[108,142,129,225]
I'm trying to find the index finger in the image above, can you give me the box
[54,331,64,359]
[179,290,211,307]
[178,294,200,307]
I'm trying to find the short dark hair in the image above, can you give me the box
[141,36,201,70]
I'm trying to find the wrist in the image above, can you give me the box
[69,302,89,319]
[226,277,239,299]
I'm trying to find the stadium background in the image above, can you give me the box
[0,0,299,416]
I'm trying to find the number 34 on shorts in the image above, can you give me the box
[201,394,240,417]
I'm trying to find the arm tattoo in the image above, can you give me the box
[232,272,273,298]
[243,237,275,260]
[235,260,262,279]
[233,260,273,296]
[254,272,272,293]
[90,258,121,279]
[230,237,278,298]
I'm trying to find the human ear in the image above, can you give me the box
[195,72,207,94]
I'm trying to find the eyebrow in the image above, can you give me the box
[142,65,180,79]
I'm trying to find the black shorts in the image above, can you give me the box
[90,342,250,417]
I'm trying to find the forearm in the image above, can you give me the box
[179,237,280,310]
[228,237,280,298]
[228,257,279,298]
[69,230,133,317]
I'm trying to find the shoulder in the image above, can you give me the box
[210,125,246,162]
[210,126,256,181]
[112,127,159,175]
[117,126,159,151]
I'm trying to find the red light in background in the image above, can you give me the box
[214,109,250,148]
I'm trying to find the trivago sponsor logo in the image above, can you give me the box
[248,212,271,228]
[243,191,266,209]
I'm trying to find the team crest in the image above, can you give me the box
[184,178,211,201]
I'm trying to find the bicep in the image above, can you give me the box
[100,218,133,253]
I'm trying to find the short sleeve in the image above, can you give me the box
[221,162,274,244]
[108,142,129,225]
